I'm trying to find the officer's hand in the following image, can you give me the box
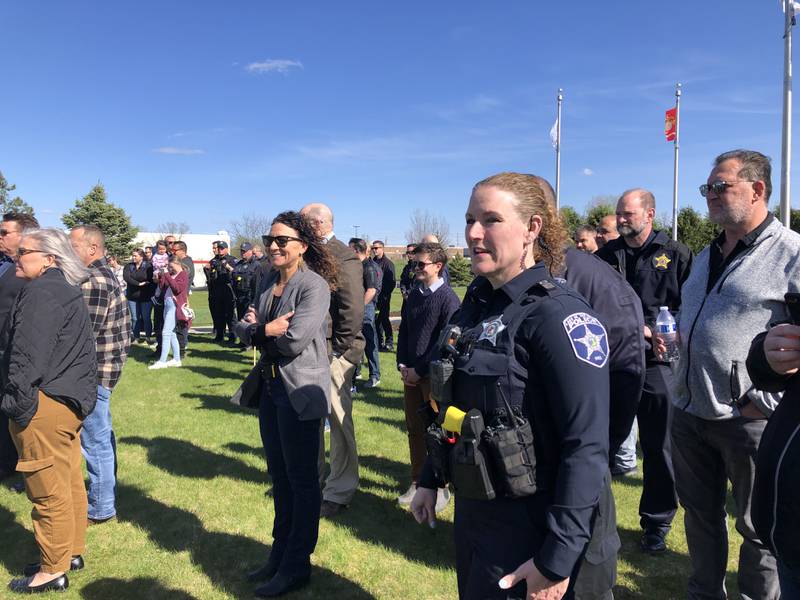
[410,487,436,528]
[225,263,234,271]
[764,323,800,375]
[265,311,294,337]
[499,559,569,600]
[405,367,421,385]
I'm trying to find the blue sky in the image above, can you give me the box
[1,1,796,244]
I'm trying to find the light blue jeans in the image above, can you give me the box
[613,418,638,473]
[81,385,117,520]
[158,296,181,363]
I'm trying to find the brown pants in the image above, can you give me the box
[403,377,434,483]
[9,392,87,573]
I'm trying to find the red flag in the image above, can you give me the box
[664,107,677,142]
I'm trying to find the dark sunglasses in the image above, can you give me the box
[371,246,382,250]
[0,228,19,237]
[16,247,46,257]
[412,260,435,270]
[699,180,755,198]
[262,235,303,248]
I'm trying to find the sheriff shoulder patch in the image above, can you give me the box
[562,312,609,368]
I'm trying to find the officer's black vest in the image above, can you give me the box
[450,279,563,418]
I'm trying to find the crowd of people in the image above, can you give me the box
[0,147,799,600]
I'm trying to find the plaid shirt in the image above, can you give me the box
[81,257,131,390]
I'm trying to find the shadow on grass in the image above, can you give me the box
[182,392,257,416]
[116,483,375,599]
[80,577,201,600]
[355,390,403,410]
[224,441,264,458]
[120,436,266,484]
[0,504,35,574]
[330,487,456,570]
[184,365,242,380]
[367,415,406,433]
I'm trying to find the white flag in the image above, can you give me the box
[550,118,559,149]
[780,0,800,15]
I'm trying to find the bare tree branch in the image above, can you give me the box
[405,209,451,247]
[156,222,190,238]
[230,212,272,249]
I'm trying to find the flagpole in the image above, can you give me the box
[672,83,681,241]
[555,88,563,210]
[781,0,793,227]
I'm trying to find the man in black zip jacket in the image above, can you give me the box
[596,188,692,554]
[0,211,39,483]
[747,323,800,597]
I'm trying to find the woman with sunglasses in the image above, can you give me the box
[235,211,336,598]
[410,173,615,600]
[0,229,96,594]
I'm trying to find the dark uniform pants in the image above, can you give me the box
[637,361,678,536]
[210,286,236,339]
[236,297,251,322]
[375,294,393,347]
[454,478,617,600]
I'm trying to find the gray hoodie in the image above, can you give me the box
[674,218,800,419]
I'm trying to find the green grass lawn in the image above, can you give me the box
[0,291,743,599]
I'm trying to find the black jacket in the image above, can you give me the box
[0,268,97,426]
[123,261,155,302]
[372,255,396,301]
[0,257,25,331]
[562,248,646,458]
[747,330,800,570]
[596,231,692,361]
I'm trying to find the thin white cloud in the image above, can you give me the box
[582,168,594,176]
[152,147,205,156]
[245,59,303,74]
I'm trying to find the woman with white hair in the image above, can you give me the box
[0,228,97,594]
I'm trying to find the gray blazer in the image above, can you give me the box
[234,267,331,421]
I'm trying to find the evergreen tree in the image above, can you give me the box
[559,206,582,236]
[0,170,35,216]
[675,207,720,254]
[585,203,615,228]
[447,254,474,286]
[62,183,138,259]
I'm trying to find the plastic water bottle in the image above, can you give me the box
[655,306,680,362]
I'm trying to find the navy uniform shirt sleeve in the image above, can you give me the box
[525,295,610,580]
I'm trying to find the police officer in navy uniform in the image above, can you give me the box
[232,242,258,321]
[208,240,238,342]
[412,172,616,600]
[596,188,692,554]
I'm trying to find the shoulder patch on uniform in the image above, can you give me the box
[562,312,609,368]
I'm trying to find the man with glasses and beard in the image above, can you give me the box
[671,150,800,599]
[0,212,39,484]
[596,189,692,555]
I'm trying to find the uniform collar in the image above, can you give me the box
[470,263,550,305]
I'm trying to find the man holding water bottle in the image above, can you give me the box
[596,188,693,554]
[671,150,800,600]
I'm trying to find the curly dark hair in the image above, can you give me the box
[271,211,338,290]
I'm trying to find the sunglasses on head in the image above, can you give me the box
[262,235,303,248]
[699,180,755,198]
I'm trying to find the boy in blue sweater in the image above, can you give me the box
[396,242,460,510]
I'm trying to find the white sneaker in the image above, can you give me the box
[148,361,169,370]
[397,484,417,506]
[166,359,182,368]
[435,487,451,513]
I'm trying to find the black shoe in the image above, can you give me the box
[214,336,224,343]
[23,556,83,577]
[320,500,347,518]
[8,574,69,594]
[10,481,24,494]
[640,532,667,553]
[87,515,116,526]
[254,573,310,598]
[611,466,638,478]
[246,561,280,583]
